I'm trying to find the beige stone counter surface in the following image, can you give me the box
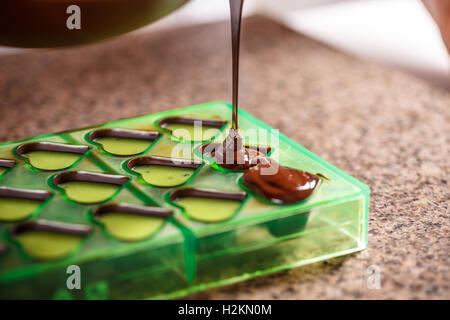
[0,16,448,299]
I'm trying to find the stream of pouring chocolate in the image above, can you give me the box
[217,0,320,204]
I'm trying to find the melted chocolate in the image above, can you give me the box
[53,171,129,186]
[212,130,268,170]
[229,0,244,130]
[127,156,202,170]
[170,188,247,202]
[93,203,173,219]
[0,159,16,168]
[0,186,52,201]
[89,128,161,142]
[16,142,90,156]
[242,158,320,204]
[10,220,92,237]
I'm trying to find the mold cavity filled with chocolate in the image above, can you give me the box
[10,221,92,261]
[241,158,320,204]
[89,129,161,156]
[0,159,16,176]
[127,156,202,188]
[93,204,173,242]
[0,187,51,222]
[53,171,129,204]
[171,188,247,223]
[158,117,227,142]
[201,130,272,171]
[16,142,90,171]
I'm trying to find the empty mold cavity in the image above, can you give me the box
[16,142,90,171]
[10,221,92,261]
[0,187,52,222]
[53,171,129,204]
[158,117,227,142]
[170,188,247,223]
[92,203,173,242]
[0,159,16,177]
[126,156,203,188]
[88,128,161,156]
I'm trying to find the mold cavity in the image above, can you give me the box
[127,156,202,187]
[170,188,247,223]
[200,143,272,170]
[16,142,90,171]
[158,117,227,142]
[53,171,129,204]
[89,129,161,156]
[93,203,173,242]
[0,187,52,222]
[10,221,92,261]
[0,159,16,176]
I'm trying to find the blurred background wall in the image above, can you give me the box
[1,0,449,89]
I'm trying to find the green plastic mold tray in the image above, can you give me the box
[0,102,369,299]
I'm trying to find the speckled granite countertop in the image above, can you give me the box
[0,16,448,299]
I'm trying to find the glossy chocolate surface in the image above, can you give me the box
[170,188,247,202]
[127,156,202,170]
[53,171,129,186]
[89,128,161,142]
[242,158,320,204]
[10,220,92,237]
[0,186,52,201]
[16,142,89,156]
[93,203,173,219]
[0,159,16,168]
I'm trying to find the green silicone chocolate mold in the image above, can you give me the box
[0,187,52,222]
[125,156,204,188]
[9,221,92,261]
[90,204,173,242]
[0,102,369,300]
[157,115,227,142]
[15,142,90,171]
[87,129,161,157]
[51,171,130,204]
[0,159,16,179]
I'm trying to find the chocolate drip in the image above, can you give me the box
[53,171,129,186]
[0,159,16,168]
[229,0,244,129]
[127,156,202,170]
[89,128,161,142]
[0,186,52,201]
[16,142,90,156]
[242,158,320,204]
[93,203,173,219]
[10,220,92,237]
[170,188,247,202]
